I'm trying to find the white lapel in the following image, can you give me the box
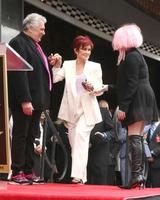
[69,60,77,97]
[83,61,91,82]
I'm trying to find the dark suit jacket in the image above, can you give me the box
[90,107,113,136]
[116,48,146,114]
[8,32,52,111]
[147,123,160,168]
[90,107,115,165]
[116,48,158,126]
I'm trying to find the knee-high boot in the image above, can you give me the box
[121,135,144,189]
[129,135,143,185]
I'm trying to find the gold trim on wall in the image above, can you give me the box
[0,55,11,173]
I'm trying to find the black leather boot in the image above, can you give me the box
[120,135,144,189]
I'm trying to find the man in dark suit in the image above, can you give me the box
[8,13,62,184]
[146,121,160,187]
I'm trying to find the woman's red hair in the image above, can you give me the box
[72,35,94,50]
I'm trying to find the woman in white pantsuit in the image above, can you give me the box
[50,35,103,183]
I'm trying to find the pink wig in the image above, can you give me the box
[112,24,143,65]
[112,23,143,51]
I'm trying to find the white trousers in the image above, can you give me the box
[67,114,94,183]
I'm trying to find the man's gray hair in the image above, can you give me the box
[23,13,47,30]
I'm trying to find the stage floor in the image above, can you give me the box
[0,181,160,200]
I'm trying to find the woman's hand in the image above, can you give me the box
[82,80,94,92]
[34,144,42,155]
[94,85,109,94]
[117,110,126,121]
[48,53,62,68]
[91,85,108,96]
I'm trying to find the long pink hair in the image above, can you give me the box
[112,23,143,65]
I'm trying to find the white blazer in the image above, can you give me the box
[53,60,102,125]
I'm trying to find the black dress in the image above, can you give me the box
[117,48,159,127]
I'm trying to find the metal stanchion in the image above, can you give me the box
[40,115,48,180]
[40,111,68,182]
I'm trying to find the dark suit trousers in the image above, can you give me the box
[87,143,110,185]
[11,109,42,175]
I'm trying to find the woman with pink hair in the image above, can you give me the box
[112,24,159,189]
[96,23,159,188]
